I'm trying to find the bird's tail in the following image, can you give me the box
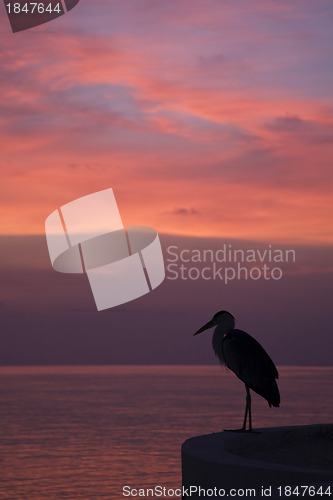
[267,379,280,408]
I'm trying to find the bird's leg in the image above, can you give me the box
[246,385,252,431]
[242,388,249,431]
[224,385,254,433]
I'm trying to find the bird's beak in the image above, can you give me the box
[193,319,215,336]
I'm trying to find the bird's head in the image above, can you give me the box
[193,310,235,336]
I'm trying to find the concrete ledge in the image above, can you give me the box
[182,424,333,499]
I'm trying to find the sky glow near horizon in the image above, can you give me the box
[0,0,332,243]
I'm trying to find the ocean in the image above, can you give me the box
[0,366,332,499]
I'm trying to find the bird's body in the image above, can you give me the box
[194,310,280,431]
[215,327,280,408]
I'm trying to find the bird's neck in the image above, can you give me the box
[212,324,230,364]
[215,323,233,336]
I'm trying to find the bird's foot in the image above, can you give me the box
[223,428,260,433]
[223,428,249,433]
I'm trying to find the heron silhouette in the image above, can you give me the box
[194,310,280,431]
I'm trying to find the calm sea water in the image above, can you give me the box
[0,366,332,499]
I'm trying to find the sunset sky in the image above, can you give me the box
[1,0,332,241]
[0,1,332,365]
